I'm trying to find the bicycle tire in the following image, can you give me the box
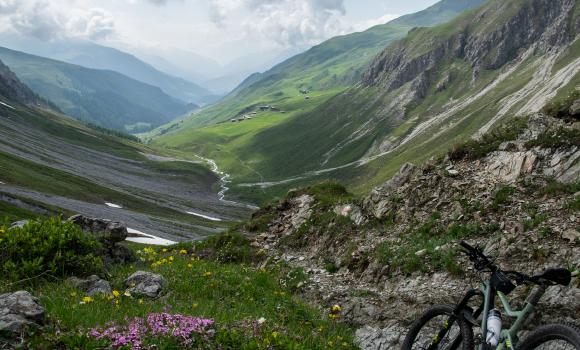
[518,323,580,350]
[401,304,474,350]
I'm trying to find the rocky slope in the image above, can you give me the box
[245,113,579,349]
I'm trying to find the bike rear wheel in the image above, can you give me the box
[401,304,474,350]
[518,323,580,350]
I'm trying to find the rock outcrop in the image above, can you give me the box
[124,271,165,298]
[68,214,135,265]
[0,291,45,333]
[363,0,577,90]
[69,275,112,296]
[68,214,128,243]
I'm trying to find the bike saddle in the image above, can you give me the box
[530,268,571,286]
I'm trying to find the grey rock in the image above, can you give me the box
[569,99,580,115]
[355,325,403,350]
[8,220,28,230]
[69,275,112,296]
[562,229,579,242]
[485,151,537,183]
[68,214,128,243]
[124,271,165,298]
[0,291,44,332]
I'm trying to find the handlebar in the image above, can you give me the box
[459,241,496,272]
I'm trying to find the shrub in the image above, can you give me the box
[194,231,257,264]
[289,180,353,208]
[525,128,580,149]
[449,118,528,161]
[541,90,580,120]
[492,186,517,211]
[0,217,103,281]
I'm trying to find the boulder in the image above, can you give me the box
[124,271,165,298]
[68,214,128,243]
[0,291,45,333]
[69,275,112,296]
[569,99,580,116]
[485,151,537,183]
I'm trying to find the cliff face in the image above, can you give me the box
[362,0,577,92]
[0,59,49,109]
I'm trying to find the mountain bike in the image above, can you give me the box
[402,241,579,350]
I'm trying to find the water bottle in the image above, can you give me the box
[486,309,502,346]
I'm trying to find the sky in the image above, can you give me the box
[0,0,440,65]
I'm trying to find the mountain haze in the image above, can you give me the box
[0,47,195,132]
[0,36,217,106]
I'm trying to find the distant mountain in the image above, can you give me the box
[0,59,50,109]
[0,36,217,106]
[0,47,195,132]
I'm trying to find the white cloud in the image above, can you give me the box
[0,0,116,41]
[208,0,348,48]
[351,13,399,32]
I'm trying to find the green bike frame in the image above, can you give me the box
[475,281,546,350]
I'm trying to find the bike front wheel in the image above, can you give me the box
[401,304,474,350]
[518,323,580,350]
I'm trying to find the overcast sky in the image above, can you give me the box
[0,0,440,64]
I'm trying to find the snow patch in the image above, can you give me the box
[0,101,15,110]
[126,228,176,246]
[105,202,123,209]
[186,211,222,222]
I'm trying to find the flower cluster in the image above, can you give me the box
[90,313,214,349]
[329,304,341,319]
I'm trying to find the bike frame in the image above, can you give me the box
[475,281,536,350]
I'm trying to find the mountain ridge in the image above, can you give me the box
[0,46,195,132]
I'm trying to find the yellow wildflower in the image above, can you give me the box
[271,331,279,339]
[169,256,174,261]
[331,304,342,313]
[123,290,132,297]
[203,271,212,277]
[179,249,188,254]
[70,291,77,297]
[112,290,120,298]
[81,296,94,304]
[162,248,168,253]
[192,303,199,309]
[187,263,193,268]
[138,299,144,305]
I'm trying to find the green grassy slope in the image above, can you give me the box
[0,47,192,132]
[157,0,578,205]
[150,0,488,202]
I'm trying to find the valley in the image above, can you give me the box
[0,102,253,241]
[150,0,580,205]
